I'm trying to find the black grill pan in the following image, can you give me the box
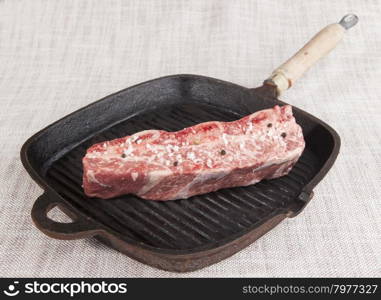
[21,15,357,272]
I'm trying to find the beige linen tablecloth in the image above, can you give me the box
[0,0,380,277]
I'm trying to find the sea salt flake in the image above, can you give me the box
[187,152,196,161]
[222,133,228,145]
[124,147,133,156]
[206,158,213,168]
[247,122,253,132]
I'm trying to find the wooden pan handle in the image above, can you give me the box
[265,14,358,94]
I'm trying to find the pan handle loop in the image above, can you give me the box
[31,193,104,240]
[265,14,358,95]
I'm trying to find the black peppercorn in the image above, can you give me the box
[281,132,287,138]
[220,149,226,155]
[267,123,272,128]
[173,161,178,166]
[121,153,126,158]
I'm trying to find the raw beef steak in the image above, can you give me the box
[83,105,305,200]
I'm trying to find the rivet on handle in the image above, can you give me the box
[339,14,359,30]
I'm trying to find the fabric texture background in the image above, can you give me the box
[0,0,380,277]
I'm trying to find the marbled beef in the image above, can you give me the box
[83,105,305,200]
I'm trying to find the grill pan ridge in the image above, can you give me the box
[21,74,340,271]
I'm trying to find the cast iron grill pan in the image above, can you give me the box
[22,75,339,272]
[46,102,320,251]
[22,14,358,271]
